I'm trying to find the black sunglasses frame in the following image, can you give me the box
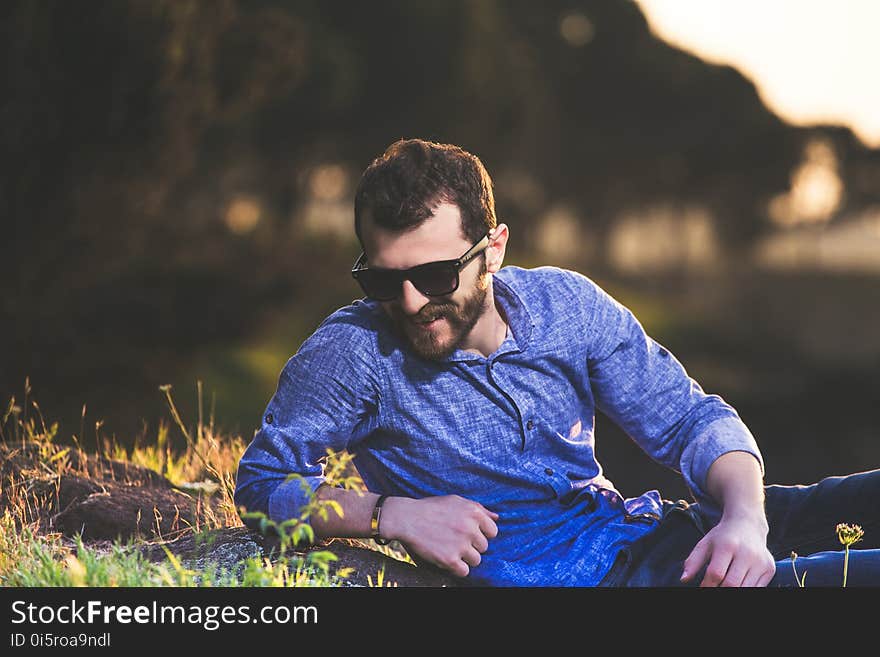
[351,234,490,301]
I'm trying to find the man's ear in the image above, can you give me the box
[485,224,509,274]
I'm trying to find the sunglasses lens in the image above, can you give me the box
[354,262,460,300]
[410,264,458,297]
[356,270,401,301]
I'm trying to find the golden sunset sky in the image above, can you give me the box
[634,0,880,147]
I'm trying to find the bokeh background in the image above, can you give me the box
[3,0,879,502]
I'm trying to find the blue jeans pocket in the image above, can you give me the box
[612,499,707,587]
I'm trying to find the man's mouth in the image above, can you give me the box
[414,314,444,329]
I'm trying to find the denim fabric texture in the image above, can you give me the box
[235,265,765,586]
[599,469,880,587]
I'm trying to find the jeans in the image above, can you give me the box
[599,469,880,587]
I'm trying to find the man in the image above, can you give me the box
[235,138,880,586]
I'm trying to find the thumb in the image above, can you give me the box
[681,538,710,582]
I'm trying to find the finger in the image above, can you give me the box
[474,501,499,521]
[439,549,470,577]
[700,550,734,587]
[472,532,489,553]
[720,560,750,587]
[752,559,777,588]
[432,554,468,578]
[478,513,499,539]
[756,565,777,587]
[450,561,469,578]
[681,538,710,582]
[741,568,765,588]
[461,546,482,568]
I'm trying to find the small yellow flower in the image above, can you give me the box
[836,523,864,548]
[836,523,864,587]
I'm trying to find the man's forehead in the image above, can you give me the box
[362,203,470,267]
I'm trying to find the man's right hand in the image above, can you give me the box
[380,495,499,578]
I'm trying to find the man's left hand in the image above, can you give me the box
[680,515,776,587]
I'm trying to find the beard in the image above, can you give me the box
[387,267,490,362]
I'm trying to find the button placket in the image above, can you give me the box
[487,358,531,450]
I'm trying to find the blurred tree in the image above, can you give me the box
[0,0,316,435]
[1,0,876,441]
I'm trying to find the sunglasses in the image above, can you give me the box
[351,234,490,301]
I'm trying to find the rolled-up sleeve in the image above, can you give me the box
[233,307,380,532]
[580,275,763,510]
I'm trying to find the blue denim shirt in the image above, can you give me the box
[234,265,764,586]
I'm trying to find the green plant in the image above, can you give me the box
[238,448,368,585]
[836,522,864,588]
[241,448,364,550]
[789,551,806,587]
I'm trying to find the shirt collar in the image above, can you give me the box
[441,268,534,363]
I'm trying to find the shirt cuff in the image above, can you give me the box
[682,415,764,517]
[268,474,325,530]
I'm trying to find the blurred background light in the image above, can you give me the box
[559,11,596,47]
[224,196,262,234]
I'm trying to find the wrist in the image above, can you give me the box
[721,506,769,533]
[375,495,409,543]
[370,494,392,545]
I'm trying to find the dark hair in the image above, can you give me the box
[354,139,497,252]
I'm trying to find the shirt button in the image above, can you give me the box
[265,413,274,425]
[526,420,534,430]
[544,467,554,476]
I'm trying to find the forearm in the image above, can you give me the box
[705,451,768,527]
[313,487,440,544]
[311,485,384,540]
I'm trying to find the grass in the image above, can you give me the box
[0,378,397,587]
[0,378,866,588]
[0,510,354,587]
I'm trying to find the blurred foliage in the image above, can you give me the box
[1,0,879,489]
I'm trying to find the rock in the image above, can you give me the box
[314,539,459,587]
[140,526,459,587]
[57,474,105,509]
[141,526,264,577]
[51,478,206,541]
[0,441,207,540]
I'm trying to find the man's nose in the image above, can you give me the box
[398,279,430,315]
